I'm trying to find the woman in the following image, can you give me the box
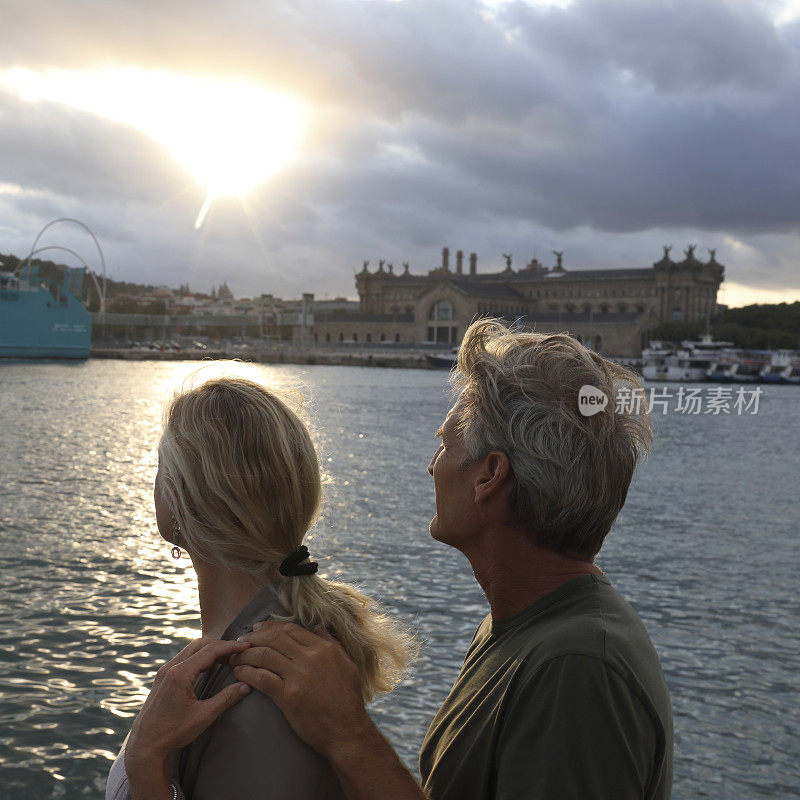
[106,377,416,800]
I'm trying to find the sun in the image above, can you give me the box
[1,66,306,228]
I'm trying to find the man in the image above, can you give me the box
[232,318,673,800]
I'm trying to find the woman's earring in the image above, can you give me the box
[170,515,182,560]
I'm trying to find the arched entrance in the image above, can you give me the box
[427,299,458,344]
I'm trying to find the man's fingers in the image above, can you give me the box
[242,621,323,652]
[233,664,284,699]
[159,638,212,673]
[178,640,251,681]
[201,681,251,720]
[230,644,292,674]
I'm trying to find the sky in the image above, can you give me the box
[1,0,800,306]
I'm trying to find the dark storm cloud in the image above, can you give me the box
[1,0,799,297]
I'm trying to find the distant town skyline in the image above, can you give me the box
[2,0,800,308]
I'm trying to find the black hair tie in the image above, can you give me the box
[279,545,319,577]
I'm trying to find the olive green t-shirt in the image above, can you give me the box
[419,575,673,800]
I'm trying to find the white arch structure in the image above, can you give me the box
[18,218,107,313]
[24,245,105,310]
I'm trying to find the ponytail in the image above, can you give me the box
[275,575,417,703]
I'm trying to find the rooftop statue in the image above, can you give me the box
[502,253,513,270]
[684,244,697,259]
[707,248,717,261]
[662,245,672,259]
[402,262,410,275]
[553,250,564,269]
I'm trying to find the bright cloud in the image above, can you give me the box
[1,67,306,228]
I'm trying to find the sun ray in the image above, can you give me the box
[194,192,216,230]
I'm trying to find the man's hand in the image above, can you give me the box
[230,621,371,760]
[231,622,428,800]
[125,638,253,800]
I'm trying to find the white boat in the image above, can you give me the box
[641,341,675,381]
[643,335,737,382]
[729,359,764,383]
[706,359,736,382]
[760,350,797,384]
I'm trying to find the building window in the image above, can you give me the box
[429,299,456,321]
[339,333,343,342]
[672,307,682,320]
[325,332,331,342]
[428,299,457,343]
[366,333,372,342]
[395,333,400,342]
[353,333,358,342]
[595,335,602,351]
[380,332,386,341]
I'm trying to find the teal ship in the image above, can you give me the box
[0,262,91,359]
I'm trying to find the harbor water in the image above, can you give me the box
[0,360,798,799]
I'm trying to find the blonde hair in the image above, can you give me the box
[158,377,416,702]
[453,319,653,558]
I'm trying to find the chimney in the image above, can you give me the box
[442,247,450,272]
[456,250,463,274]
[469,252,477,276]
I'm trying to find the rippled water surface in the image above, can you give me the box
[0,360,798,799]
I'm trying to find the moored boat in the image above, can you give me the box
[760,350,797,384]
[641,340,675,381]
[643,335,737,382]
[729,359,764,383]
[0,261,91,359]
[425,347,459,369]
[706,359,736,382]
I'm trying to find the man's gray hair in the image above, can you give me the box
[452,319,652,557]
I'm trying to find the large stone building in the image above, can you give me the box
[310,245,724,357]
